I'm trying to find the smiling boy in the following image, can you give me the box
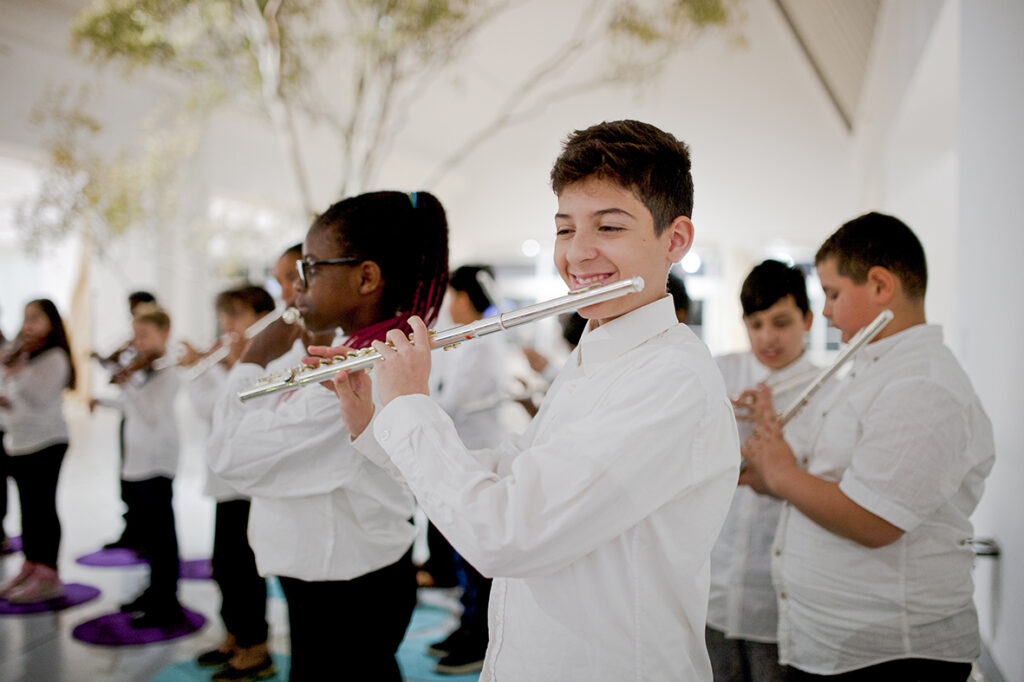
[319,120,740,680]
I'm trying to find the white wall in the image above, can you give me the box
[957,2,1024,679]
[855,1,1024,678]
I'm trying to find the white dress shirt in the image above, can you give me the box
[208,337,416,582]
[355,296,740,681]
[773,324,995,674]
[185,363,244,501]
[431,332,508,449]
[1,348,69,455]
[707,351,818,643]
[99,365,181,480]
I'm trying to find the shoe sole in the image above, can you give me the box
[435,661,485,675]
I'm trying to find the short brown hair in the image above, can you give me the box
[133,303,171,331]
[815,212,927,299]
[550,120,694,234]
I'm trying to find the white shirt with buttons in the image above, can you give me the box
[356,296,740,681]
[707,351,818,643]
[208,337,415,582]
[772,324,995,674]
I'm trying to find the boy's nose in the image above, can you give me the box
[566,234,598,263]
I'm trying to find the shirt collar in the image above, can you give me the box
[852,322,942,370]
[574,295,679,374]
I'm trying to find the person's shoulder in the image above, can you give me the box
[633,325,727,397]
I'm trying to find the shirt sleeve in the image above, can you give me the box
[207,362,363,499]
[839,378,972,532]
[372,358,722,578]
[6,349,68,408]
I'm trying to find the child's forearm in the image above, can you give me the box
[772,469,904,548]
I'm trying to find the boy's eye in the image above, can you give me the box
[555,227,574,237]
[599,225,625,232]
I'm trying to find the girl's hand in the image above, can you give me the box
[0,395,11,410]
[240,317,301,368]
[370,316,432,406]
[305,344,375,439]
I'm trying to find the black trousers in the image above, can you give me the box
[122,476,180,605]
[454,551,491,648]
[6,443,66,568]
[278,548,416,682]
[789,659,973,682]
[116,418,143,547]
[0,431,7,543]
[212,499,268,647]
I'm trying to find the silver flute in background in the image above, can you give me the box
[776,308,894,425]
[238,276,646,402]
[186,306,302,381]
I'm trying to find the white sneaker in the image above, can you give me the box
[0,561,37,599]
[6,565,64,603]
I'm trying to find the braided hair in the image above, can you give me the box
[312,190,449,348]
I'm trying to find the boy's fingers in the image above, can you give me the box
[408,316,429,349]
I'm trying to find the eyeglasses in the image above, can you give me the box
[296,257,362,287]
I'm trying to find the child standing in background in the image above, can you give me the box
[93,304,185,628]
[0,299,75,603]
[707,260,818,681]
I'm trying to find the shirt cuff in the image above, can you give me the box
[839,475,921,532]
[353,416,405,484]
[373,394,446,479]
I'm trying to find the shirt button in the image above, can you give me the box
[780,592,787,600]
[774,549,781,556]
[379,429,390,442]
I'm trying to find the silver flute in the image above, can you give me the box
[776,308,894,425]
[238,276,646,401]
[186,306,302,381]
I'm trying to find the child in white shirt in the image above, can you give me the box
[317,120,741,681]
[741,213,994,681]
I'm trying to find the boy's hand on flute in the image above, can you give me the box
[305,343,376,439]
[738,384,799,497]
[370,315,432,407]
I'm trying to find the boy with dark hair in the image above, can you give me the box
[95,305,186,627]
[707,259,817,682]
[318,120,740,680]
[741,213,994,680]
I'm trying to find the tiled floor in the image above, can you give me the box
[0,399,478,681]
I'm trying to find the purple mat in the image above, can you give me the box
[0,583,101,615]
[1,536,22,555]
[179,558,212,581]
[72,607,205,646]
[75,550,212,580]
[75,548,146,567]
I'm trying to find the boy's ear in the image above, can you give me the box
[866,266,897,304]
[665,216,694,262]
[356,260,384,295]
[803,310,814,332]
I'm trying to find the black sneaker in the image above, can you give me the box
[435,645,485,675]
[129,604,187,629]
[425,628,465,658]
[196,647,235,667]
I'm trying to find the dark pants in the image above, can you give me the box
[278,549,416,682]
[6,443,66,568]
[706,626,788,682]
[454,551,491,649]
[788,659,973,682]
[123,476,180,606]
[212,499,268,647]
[0,431,7,543]
[423,521,458,587]
[116,418,142,548]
